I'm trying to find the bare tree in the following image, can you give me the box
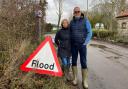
[54,0,64,29]
[90,0,127,30]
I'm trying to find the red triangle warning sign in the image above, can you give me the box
[20,36,63,77]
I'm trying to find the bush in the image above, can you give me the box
[92,29,117,40]
[115,36,128,44]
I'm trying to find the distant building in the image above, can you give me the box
[116,10,128,36]
[95,23,104,29]
[52,27,58,31]
[52,25,61,31]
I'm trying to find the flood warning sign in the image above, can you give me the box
[20,36,63,77]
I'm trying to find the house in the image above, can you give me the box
[95,23,104,29]
[116,10,128,36]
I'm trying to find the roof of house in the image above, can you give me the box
[116,10,128,18]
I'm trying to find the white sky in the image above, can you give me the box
[46,0,96,24]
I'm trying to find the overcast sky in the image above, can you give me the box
[46,0,96,24]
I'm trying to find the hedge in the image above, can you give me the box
[92,29,117,39]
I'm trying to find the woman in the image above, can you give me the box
[55,19,71,81]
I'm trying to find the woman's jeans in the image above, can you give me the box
[71,44,87,69]
[60,57,70,68]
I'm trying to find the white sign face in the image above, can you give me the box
[26,42,58,72]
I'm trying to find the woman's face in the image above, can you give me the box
[62,20,69,28]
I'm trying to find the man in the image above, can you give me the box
[70,7,92,89]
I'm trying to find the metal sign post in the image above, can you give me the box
[35,8,42,42]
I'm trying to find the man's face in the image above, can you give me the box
[74,7,81,17]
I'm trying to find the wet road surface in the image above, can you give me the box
[77,41,128,89]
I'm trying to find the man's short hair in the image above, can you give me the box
[74,7,80,11]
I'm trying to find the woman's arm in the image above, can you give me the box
[55,31,60,46]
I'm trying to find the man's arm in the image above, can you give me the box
[83,19,92,45]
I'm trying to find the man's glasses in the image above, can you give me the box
[74,11,80,14]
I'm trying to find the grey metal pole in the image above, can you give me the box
[36,17,41,42]
[87,0,88,16]
[35,1,42,42]
[35,3,42,42]
[38,17,41,42]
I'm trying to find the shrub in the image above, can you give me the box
[92,29,117,40]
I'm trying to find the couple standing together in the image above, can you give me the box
[55,7,92,89]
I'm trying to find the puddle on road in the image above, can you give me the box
[90,44,123,56]
[90,44,108,49]
[106,56,121,59]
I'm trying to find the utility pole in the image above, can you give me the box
[86,0,88,16]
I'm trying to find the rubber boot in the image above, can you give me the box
[72,66,78,85]
[65,66,72,81]
[82,69,88,89]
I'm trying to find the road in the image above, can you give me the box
[45,34,128,89]
[77,40,128,89]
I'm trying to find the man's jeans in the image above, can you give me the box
[71,44,87,69]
